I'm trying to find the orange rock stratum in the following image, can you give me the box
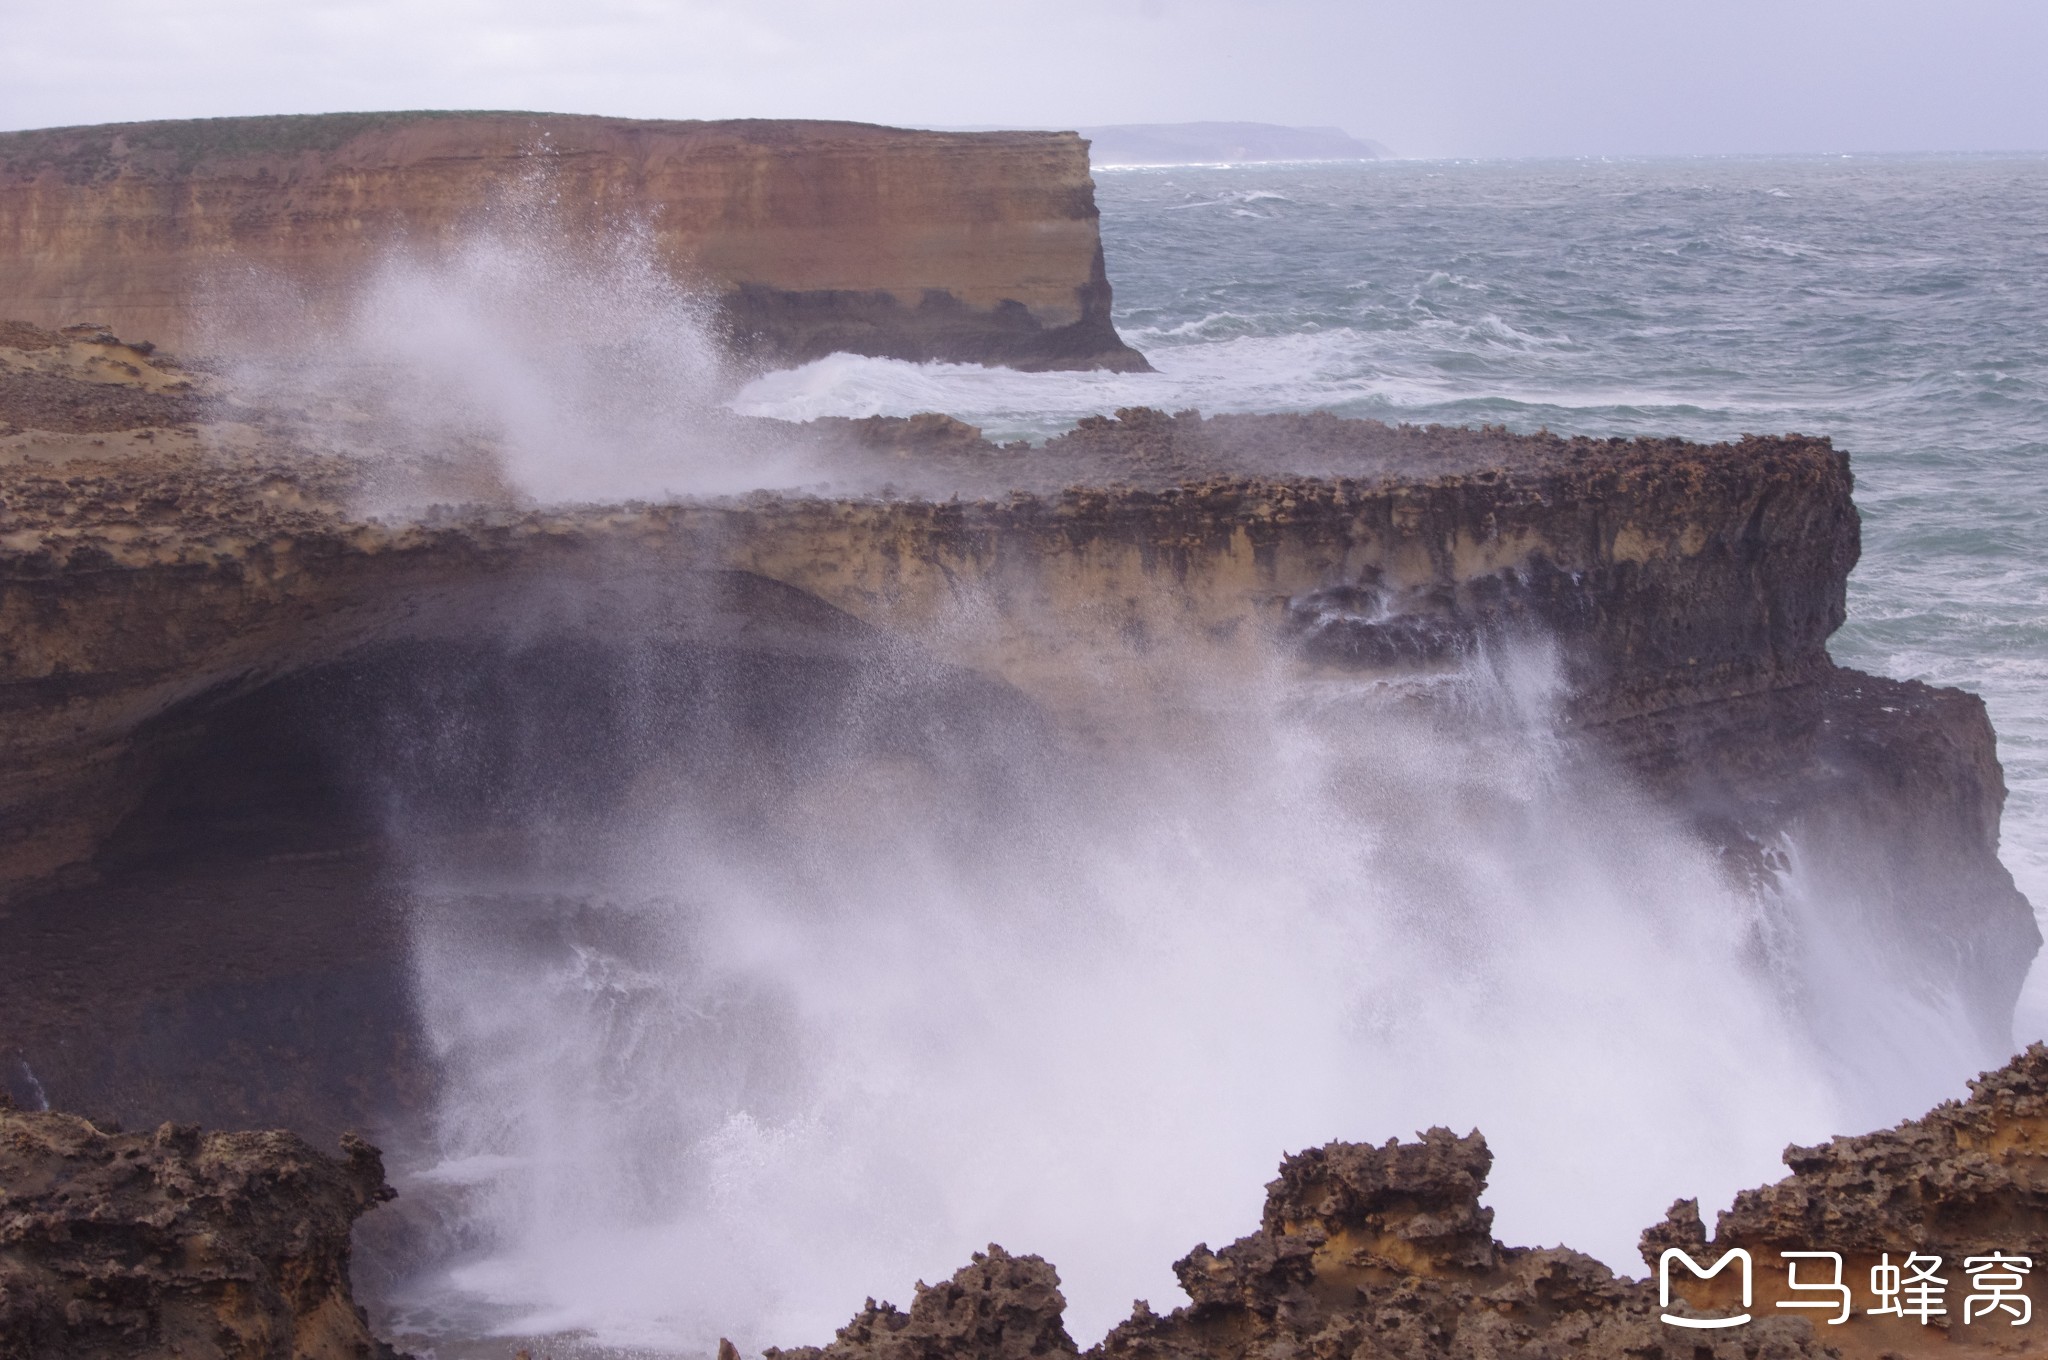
[0,111,1149,372]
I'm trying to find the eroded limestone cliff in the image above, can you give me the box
[0,112,1147,371]
[0,319,2031,1145]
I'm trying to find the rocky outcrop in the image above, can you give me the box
[765,1248,1080,1360]
[0,113,1148,372]
[0,1098,404,1360]
[11,1048,2048,1360]
[1641,1041,2048,1358]
[791,1046,2048,1360]
[0,323,2031,1140]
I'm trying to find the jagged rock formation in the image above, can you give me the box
[1642,1041,2048,1357]
[0,1097,404,1360]
[789,1046,2048,1360]
[0,112,1148,372]
[0,320,2031,1143]
[11,1048,2048,1359]
[765,1248,1079,1360]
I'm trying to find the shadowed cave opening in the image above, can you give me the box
[1,575,1043,1146]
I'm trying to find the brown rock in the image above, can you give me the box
[0,1101,406,1359]
[800,1049,2048,1360]
[0,112,1149,372]
[765,1247,1079,1360]
[0,332,2027,1152]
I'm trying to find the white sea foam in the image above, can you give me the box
[386,634,1989,1356]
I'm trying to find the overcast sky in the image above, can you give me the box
[2,0,2043,158]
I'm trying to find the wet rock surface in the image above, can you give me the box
[0,1099,406,1359]
[0,320,2029,1142]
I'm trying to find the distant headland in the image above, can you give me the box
[1075,121,1394,166]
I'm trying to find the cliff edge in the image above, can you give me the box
[0,112,1149,372]
[0,321,2031,1150]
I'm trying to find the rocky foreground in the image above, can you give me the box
[774,1046,2048,1360]
[8,1048,2048,1359]
[0,1095,400,1360]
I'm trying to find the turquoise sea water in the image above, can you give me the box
[736,153,2048,1025]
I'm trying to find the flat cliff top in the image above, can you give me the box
[0,111,1082,184]
[0,323,1844,565]
[835,405,1841,499]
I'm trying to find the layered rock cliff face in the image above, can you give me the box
[0,320,2032,1141]
[0,112,1147,371]
[0,1097,403,1360]
[778,1045,2048,1360]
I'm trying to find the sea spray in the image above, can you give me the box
[362,612,1976,1356]
[188,173,2028,1355]
[200,179,819,509]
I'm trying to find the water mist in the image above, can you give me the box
[201,182,821,509]
[359,609,1990,1357]
[217,211,2002,1359]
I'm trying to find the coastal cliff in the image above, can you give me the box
[0,321,2032,1141]
[0,112,1147,372]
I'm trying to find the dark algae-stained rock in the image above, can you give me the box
[0,1098,406,1359]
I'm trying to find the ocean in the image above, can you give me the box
[736,152,2048,1031]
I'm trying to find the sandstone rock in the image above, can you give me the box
[765,1247,1079,1360]
[0,113,1148,373]
[0,1099,406,1359]
[800,1048,2048,1360]
[0,326,2029,1155]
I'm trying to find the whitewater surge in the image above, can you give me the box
[735,153,2048,1006]
[383,632,1919,1354]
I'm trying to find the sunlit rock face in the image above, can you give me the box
[0,113,1149,372]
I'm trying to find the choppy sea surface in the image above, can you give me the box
[734,153,2048,1030]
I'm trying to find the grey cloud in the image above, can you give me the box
[0,0,2042,156]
